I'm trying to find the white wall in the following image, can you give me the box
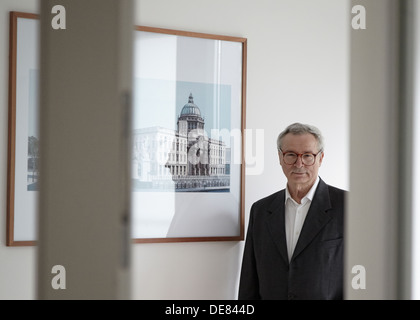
[0,0,349,299]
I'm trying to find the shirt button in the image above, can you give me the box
[288,293,295,300]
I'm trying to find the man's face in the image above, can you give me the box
[278,133,324,189]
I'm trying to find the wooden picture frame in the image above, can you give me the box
[7,11,40,246]
[6,12,247,245]
[131,26,247,243]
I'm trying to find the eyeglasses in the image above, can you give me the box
[279,149,322,166]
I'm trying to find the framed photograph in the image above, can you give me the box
[132,27,247,243]
[7,12,40,246]
[6,12,247,245]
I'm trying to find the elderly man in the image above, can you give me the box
[238,123,346,300]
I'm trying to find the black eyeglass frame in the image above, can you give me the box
[279,149,323,166]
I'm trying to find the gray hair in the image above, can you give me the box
[277,123,324,152]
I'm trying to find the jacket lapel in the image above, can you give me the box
[291,178,333,261]
[266,190,289,265]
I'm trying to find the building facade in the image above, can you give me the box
[132,93,230,191]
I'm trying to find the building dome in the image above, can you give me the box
[180,93,201,116]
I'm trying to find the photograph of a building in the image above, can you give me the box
[132,93,230,192]
[27,135,39,191]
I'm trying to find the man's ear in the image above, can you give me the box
[319,151,324,166]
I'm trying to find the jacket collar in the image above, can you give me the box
[266,177,333,264]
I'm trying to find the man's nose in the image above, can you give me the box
[294,156,304,167]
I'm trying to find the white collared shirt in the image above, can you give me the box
[285,176,320,262]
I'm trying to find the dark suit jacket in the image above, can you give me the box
[238,178,346,300]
